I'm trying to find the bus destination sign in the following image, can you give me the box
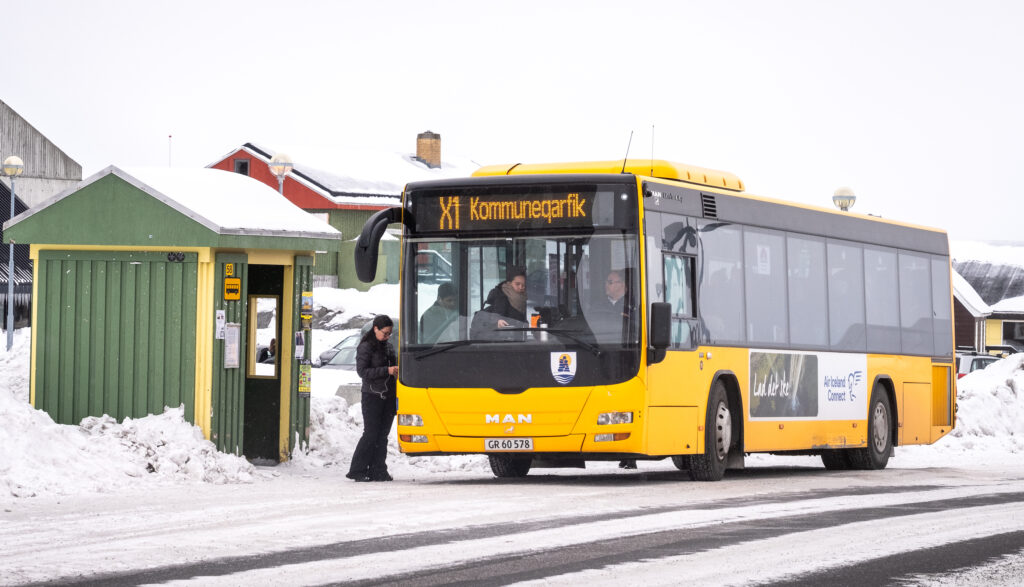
[417,191,595,232]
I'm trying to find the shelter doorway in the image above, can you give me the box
[243,264,284,463]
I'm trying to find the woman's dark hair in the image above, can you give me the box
[506,265,527,282]
[361,314,394,344]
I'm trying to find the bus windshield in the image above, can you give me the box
[401,232,641,388]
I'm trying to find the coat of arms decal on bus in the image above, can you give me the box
[551,352,577,385]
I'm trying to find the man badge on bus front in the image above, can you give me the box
[551,352,577,385]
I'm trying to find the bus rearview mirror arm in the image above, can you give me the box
[354,207,410,283]
[648,302,671,365]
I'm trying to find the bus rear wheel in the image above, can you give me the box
[849,385,893,470]
[488,454,532,478]
[689,381,732,482]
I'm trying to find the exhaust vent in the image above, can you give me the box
[701,194,718,218]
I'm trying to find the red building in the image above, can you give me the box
[208,133,474,288]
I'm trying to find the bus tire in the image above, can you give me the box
[689,381,732,482]
[671,455,691,470]
[488,454,532,478]
[821,449,853,470]
[849,385,893,470]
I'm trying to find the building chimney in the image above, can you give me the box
[416,131,441,169]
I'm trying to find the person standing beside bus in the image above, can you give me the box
[347,315,398,482]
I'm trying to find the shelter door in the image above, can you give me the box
[243,265,284,463]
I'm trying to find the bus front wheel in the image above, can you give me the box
[488,454,532,478]
[849,385,893,470]
[689,381,732,482]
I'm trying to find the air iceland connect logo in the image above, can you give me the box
[823,370,864,402]
[551,352,577,385]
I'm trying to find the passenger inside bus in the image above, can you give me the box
[420,282,458,343]
[589,269,633,339]
[470,266,529,340]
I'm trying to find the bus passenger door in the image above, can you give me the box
[646,250,702,454]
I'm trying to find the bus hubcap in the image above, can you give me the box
[715,401,732,460]
[872,402,888,453]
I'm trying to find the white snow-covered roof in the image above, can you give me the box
[121,167,340,237]
[991,294,1024,314]
[952,270,990,317]
[951,241,1024,267]
[14,166,341,239]
[224,143,478,204]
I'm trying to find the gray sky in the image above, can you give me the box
[6,0,1022,242]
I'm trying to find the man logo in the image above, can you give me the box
[486,414,533,424]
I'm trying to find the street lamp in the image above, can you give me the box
[268,153,293,195]
[832,186,856,212]
[3,155,24,351]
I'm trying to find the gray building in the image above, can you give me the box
[1,99,83,326]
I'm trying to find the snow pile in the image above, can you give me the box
[0,388,254,499]
[0,328,31,403]
[313,283,399,329]
[80,407,256,484]
[944,353,1024,454]
[286,395,488,475]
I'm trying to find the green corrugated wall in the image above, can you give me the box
[211,253,248,455]
[34,250,197,425]
[288,256,313,454]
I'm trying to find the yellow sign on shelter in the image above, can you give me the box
[224,277,241,300]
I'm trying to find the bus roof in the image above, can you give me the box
[473,159,745,192]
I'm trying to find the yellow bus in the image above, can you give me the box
[354,160,956,481]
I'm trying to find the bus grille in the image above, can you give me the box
[701,194,718,218]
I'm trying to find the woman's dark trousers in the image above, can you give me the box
[349,392,396,477]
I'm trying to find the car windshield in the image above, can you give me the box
[327,344,358,366]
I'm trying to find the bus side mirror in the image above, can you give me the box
[649,302,671,360]
[354,207,404,282]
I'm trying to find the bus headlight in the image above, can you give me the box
[398,414,424,426]
[597,411,633,425]
[400,435,428,443]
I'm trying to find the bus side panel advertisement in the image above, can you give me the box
[749,350,867,420]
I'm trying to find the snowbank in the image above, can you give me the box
[944,353,1024,453]
[0,391,254,499]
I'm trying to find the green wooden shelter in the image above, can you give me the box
[3,166,341,462]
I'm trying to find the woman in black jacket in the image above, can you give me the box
[483,266,527,327]
[347,315,398,482]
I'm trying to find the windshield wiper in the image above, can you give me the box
[409,339,478,360]
[500,327,603,356]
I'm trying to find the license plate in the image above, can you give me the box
[485,438,534,451]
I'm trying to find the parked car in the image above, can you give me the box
[985,344,1021,357]
[316,332,362,368]
[955,351,1000,379]
[315,320,399,368]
